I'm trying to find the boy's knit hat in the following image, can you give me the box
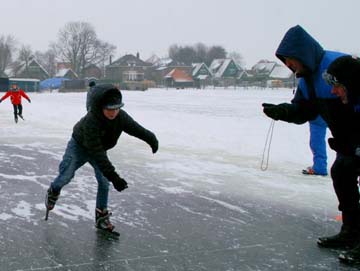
[102,88,124,109]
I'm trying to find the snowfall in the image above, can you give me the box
[0,87,356,271]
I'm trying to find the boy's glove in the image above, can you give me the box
[147,133,158,153]
[262,103,282,120]
[28,99,31,103]
[107,171,128,192]
[150,137,159,153]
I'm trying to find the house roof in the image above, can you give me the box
[110,54,151,67]
[192,63,208,76]
[55,68,78,78]
[165,68,193,82]
[269,64,293,79]
[146,54,161,65]
[252,60,277,73]
[16,58,49,77]
[209,59,240,78]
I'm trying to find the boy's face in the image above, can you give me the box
[331,85,348,104]
[103,108,120,120]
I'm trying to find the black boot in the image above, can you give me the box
[45,187,60,210]
[317,225,359,249]
[95,208,114,231]
[339,243,360,265]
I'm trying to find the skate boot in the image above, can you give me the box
[95,208,120,238]
[18,114,24,120]
[95,208,114,231]
[339,243,360,265]
[14,116,18,123]
[317,226,360,249]
[45,187,60,211]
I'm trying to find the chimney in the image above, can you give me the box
[136,52,140,59]
[109,55,112,65]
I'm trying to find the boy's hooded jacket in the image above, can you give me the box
[72,84,158,179]
[266,25,360,156]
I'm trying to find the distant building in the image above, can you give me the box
[55,68,78,79]
[12,58,49,81]
[144,54,193,87]
[9,78,40,92]
[267,64,294,88]
[240,60,293,88]
[192,63,212,88]
[105,53,153,90]
[82,64,103,80]
[165,68,194,89]
[209,58,242,87]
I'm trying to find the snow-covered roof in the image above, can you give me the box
[192,63,203,76]
[55,68,78,78]
[146,54,161,65]
[15,58,49,77]
[252,60,277,73]
[9,77,40,82]
[157,57,173,67]
[269,65,293,79]
[209,59,237,78]
[209,59,223,71]
[197,74,208,80]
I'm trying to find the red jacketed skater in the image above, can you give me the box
[0,83,31,123]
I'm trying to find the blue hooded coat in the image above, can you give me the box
[275,25,346,174]
[271,25,360,155]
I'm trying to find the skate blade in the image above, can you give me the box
[96,228,120,240]
[45,208,50,221]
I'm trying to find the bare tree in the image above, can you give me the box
[206,46,227,66]
[97,41,116,76]
[194,43,208,63]
[11,44,33,77]
[228,51,244,68]
[35,49,57,77]
[0,35,16,76]
[168,43,228,66]
[53,21,116,77]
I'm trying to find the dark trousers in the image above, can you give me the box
[331,154,360,227]
[13,104,23,118]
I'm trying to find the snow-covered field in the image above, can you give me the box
[0,87,344,270]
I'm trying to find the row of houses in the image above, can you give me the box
[0,54,294,92]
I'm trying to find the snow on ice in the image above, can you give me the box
[0,87,348,270]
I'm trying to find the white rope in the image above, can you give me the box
[260,120,275,171]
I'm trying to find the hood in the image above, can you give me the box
[88,84,123,117]
[276,25,324,73]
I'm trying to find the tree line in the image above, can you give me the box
[0,21,244,79]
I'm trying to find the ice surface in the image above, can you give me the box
[0,88,354,270]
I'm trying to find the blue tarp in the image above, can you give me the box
[39,77,69,90]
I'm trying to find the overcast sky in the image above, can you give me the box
[1,0,360,68]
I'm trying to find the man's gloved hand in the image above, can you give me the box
[107,171,128,192]
[262,103,283,120]
[28,99,31,103]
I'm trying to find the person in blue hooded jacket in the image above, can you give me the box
[261,25,360,257]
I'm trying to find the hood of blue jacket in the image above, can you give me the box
[276,25,324,73]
